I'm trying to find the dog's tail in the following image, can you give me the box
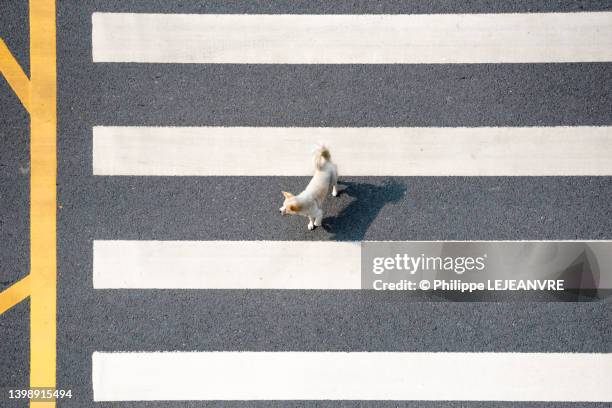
[313,143,331,170]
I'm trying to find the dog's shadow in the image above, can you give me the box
[322,179,407,240]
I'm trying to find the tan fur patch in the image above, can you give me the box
[321,148,331,160]
[289,204,301,212]
[282,191,294,199]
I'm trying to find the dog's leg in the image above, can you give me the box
[307,216,315,230]
[314,209,323,227]
[331,167,338,197]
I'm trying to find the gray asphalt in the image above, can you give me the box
[2,0,612,407]
[84,63,612,127]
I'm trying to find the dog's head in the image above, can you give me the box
[279,191,301,215]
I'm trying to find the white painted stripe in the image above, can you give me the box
[93,126,612,176]
[91,12,612,64]
[93,240,361,289]
[92,351,612,401]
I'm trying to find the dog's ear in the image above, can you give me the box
[289,203,301,212]
[282,191,294,199]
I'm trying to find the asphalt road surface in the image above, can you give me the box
[1,0,612,407]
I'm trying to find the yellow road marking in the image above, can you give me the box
[0,1,57,407]
[0,275,31,314]
[0,39,30,112]
[29,0,57,406]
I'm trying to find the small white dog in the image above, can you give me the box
[280,144,338,230]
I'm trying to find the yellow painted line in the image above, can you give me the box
[28,0,57,406]
[0,275,31,314]
[1,0,58,407]
[0,38,30,112]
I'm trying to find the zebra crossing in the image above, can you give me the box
[85,6,612,406]
[92,12,612,64]
[92,351,612,401]
[93,240,361,289]
[93,126,612,176]
[1,1,611,407]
